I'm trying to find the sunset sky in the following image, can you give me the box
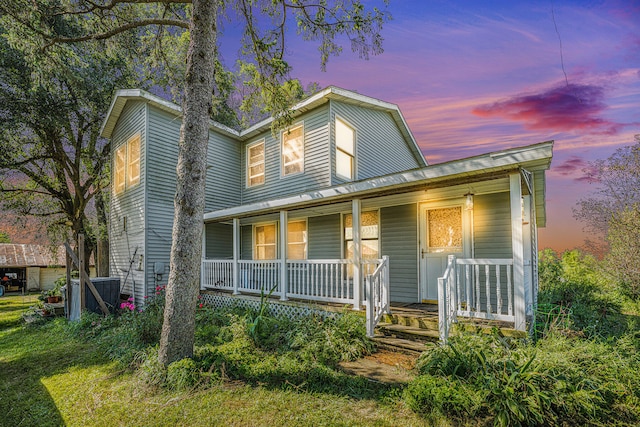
[251,0,640,252]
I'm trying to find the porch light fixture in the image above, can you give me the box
[464,193,474,211]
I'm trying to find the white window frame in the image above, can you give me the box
[247,139,265,188]
[287,219,308,260]
[253,222,277,260]
[281,123,305,177]
[114,133,141,195]
[335,117,355,181]
[126,134,141,188]
[114,144,126,194]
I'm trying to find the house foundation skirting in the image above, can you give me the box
[199,291,351,321]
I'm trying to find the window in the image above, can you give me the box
[344,211,379,275]
[427,207,462,253]
[335,118,355,180]
[247,140,265,187]
[127,134,141,187]
[114,133,141,194]
[114,144,126,194]
[254,223,276,260]
[282,124,304,176]
[287,220,307,260]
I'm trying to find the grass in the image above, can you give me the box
[0,294,427,427]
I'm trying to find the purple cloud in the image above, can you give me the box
[472,84,623,135]
[554,156,599,183]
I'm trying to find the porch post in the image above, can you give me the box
[522,194,533,318]
[232,218,240,295]
[279,210,288,301]
[352,198,362,310]
[201,223,206,290]
[510,172,526,331]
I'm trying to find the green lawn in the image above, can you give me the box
[0,295,429,427]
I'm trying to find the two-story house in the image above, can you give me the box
[101,86,553,338]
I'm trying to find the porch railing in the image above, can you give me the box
[438,255,515,343]
[201,257,388,308]
[365,256,390,337]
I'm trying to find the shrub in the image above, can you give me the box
[287,311,374,366]
[407,332,640,426]
[536,249,627,338]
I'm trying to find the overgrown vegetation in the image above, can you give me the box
[65,287,376,397]
[404,248,640,426]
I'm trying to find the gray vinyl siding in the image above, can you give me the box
[241,225,252,259]
[108,101,147,306]
[381,204,419,303]
[330,100,423,185]
[308,214,342,259]
[144,106,242,297]
[205,223,233,258]
[241,105,331,204]
[471,192,513,313]
[473,192,512,258]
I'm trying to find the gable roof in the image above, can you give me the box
[204,141,553,227]
[100,87,427,167]
[0,244,66,268]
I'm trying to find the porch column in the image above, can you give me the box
[201,223,206,290]
[279,210,288,301]
[522,194,533,318]
[232,218,240,295]
[352,198,362,310]
[510,172,526,331]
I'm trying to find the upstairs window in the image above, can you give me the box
[114,144,126,194]
[335,118,355,180]
[127,134,141,187]
[247,139,265,187]
[282,124,304,176]
[114,133,141,194]
[254,223,277,260]
[287,220,307,260]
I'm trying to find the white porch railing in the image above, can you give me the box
[201,257,390,335]
[438,255,515,343]
[365,256,390,337]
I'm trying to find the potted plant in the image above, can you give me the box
[44,278,65,303]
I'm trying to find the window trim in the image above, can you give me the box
[114,133,141,195]
[281,123,305,177]
[335,116,356,181]
[253,222,277,260]
[114,144,126,194]
[126,134,141,188]
[246,139,266,188]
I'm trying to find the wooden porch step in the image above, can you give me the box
[381,313,439,330]
[376,322,440,343]
[373,335,431,355]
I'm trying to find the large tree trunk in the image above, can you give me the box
[158,0,217,366]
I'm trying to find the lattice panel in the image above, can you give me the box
[200,292,340,320]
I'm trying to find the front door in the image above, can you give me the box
[419,201,471,302]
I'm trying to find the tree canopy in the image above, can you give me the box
[574,136,640,298]
[0,16,143,272]
[0,0,391,365]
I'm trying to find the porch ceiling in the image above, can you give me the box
[204,141,553,224]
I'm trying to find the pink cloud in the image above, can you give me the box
[472,83,624,135]
[554,156,599,183]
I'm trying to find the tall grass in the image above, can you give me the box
[405,249,640,426]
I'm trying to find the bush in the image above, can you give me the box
[536,249,627,338]
[287,311,374,366]
[406,332,640,426]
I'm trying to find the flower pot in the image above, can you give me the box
[47,296,60,303]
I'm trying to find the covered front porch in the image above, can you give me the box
[201,144,552,340]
